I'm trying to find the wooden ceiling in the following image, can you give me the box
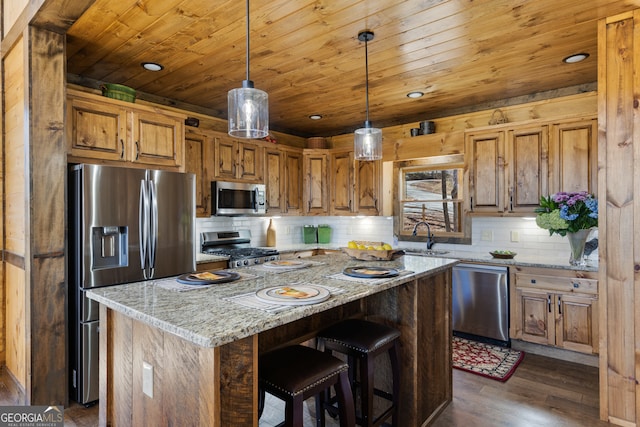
[66,0,636,138]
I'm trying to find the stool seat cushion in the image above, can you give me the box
[318,319,401,353]
[260,345,348,397]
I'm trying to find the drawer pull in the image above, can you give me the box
[531,279,537,284]
[572,282,580,288]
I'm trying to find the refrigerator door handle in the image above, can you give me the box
[148,179,158,278]
[139,179,149,278]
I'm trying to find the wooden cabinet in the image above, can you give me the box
[511,266,598,354]
[330,149,381,215]
[214,135,263,182]
[185,129,215,217]
[303,151,329,215]
[330,150,354,214]
[67,89,185,168]
[466,118,596,215]
[265,146,303,215]
[467,125,548,214]
[549,118,597,195]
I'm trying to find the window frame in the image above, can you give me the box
[394,155,471,245]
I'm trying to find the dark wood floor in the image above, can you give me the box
[0,352,611,426]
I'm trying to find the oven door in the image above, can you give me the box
[212,181,266,215]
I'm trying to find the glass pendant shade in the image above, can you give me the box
[228,80,269,139]
[354,121,382,161]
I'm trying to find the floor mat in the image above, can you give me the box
[452,336,524,382]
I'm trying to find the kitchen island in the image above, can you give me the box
[88,253,457,426]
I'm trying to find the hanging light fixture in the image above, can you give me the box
[354,30,382,161]
[228,0,269,139]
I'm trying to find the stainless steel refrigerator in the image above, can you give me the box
[68,164,195,405]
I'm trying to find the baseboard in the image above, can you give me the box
[510,339,599,367]
[1,365,26,405]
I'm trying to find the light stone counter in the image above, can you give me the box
[87,253,458,348]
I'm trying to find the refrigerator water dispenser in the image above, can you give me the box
[92,226,128,269]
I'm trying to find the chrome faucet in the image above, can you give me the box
[412,221,435,250]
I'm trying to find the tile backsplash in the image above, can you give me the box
[196,215,598,262]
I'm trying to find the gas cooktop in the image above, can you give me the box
[200,230,279,268]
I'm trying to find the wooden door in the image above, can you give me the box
[67,97,127,161]
[466,131,505,212]
[215,137,237,179]
[285,151,303,214]
[185,131,213,217]
[356,159,381,215]
[265,148,284,214]
[238,141,263,182]
[556,294,598,354]
[304,152,328,214]
[516,288,553,345]
[549,118,597,195]
[507,125,548,213]
[331,150,354,215]
[131,110,184,168]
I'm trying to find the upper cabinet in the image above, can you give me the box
[303,151,329,215]
[466,118,595,215]
[214,136,263,182]
[265,146,303,215]
[184,130,215,217]
[67,89,185,169]
[329,149,382,216]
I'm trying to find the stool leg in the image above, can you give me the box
[285,394,305,427]
[389,342,400,427]
[315,392,326,427]
[335,370,356,427]
[360,354,374,427]
[258,387,266,419]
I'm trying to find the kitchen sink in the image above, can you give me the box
[404,249,450,256]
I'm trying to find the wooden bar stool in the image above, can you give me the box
[316,319,401,427]
[258,345,356,427]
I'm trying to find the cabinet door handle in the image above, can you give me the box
[572,282,580,288]
[557,295,562,315]
[547,295,552,313]
[135,141,140,161]
[120,139,125,159]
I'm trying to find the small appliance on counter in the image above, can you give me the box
[303,225,318,244]
[200,230,279,268]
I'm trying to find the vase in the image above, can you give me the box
[567,229,592,266]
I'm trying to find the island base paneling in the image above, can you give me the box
[98,267,452,426]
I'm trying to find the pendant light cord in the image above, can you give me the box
[245,0,250,82]
[364,34,370,124]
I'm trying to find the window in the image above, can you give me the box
[395,156,469,243]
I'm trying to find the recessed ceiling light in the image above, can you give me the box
[142,62,164,71]
[309,114,323,120]
[407,91,424,99]
[563,53,589,64]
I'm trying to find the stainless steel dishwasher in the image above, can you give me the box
[452,263,509,345]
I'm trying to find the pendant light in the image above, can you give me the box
[228,0,269,139]
[354,30,382,161]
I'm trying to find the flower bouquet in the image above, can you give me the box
[535,191,598,265]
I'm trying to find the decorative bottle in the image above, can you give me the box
[266,219,276,247]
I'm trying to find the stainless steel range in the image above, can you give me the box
[200,230,279,268]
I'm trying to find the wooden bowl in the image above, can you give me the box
[490,251,516,259]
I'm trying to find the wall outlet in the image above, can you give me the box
[143,361,153,398]
[285,226,291,235]
[347,227,353,235]
[510,231,520,242]
[481,230,493,241]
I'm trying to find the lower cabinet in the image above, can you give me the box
[512,266,598,354]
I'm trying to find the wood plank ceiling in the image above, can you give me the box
[66,0,637,138]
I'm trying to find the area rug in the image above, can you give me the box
[452,336,524,382]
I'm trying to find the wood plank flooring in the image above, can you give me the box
[0,352,611,426]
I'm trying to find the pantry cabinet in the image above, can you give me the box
[265,146,303,215]
[511,266,598,354]
[185,129,215,217]
[303,151,329,215]
[214,135,263,182]
[466,118,596,215]
[67,89,185,168]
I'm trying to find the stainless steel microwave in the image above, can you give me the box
[211,181,266,215]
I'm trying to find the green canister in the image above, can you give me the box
[303,225,317,244]
[318,224,331,243]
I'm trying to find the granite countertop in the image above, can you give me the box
[88,253,458,349]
